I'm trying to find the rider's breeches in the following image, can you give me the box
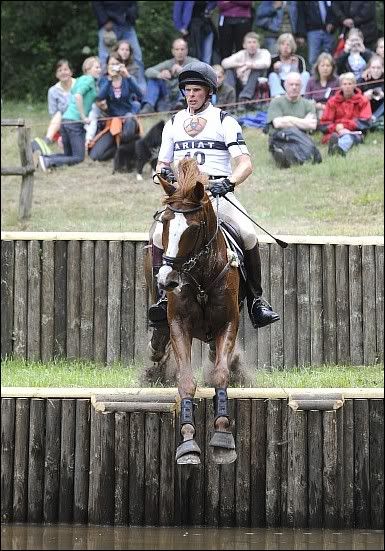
[152,192,258,251]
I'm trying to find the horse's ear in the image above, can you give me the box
[160,177,177,196]
[194,181,205,202]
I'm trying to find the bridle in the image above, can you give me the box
[161,201,218,272]
[161,197,231,305]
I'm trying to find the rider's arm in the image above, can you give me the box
[228,154,252,186]
[156,119,174,174]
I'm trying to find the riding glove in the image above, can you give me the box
[209,177,235,197]
[160,167,176,183]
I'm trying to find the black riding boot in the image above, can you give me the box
[244,243,280,329]
[148,245,168,324]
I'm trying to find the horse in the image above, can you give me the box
[144,158,243,465]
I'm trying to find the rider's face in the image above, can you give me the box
[184,85,209,111]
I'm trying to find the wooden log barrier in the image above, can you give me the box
[1,234,383,367]
[0,389,383,528]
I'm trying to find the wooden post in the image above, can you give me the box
[362,246,377,364]
[27,240,41,360]
[41,241,54,361]
[66,241,81,360]
[43,398,61,523]
[349,246,364,365]
[17,126,34,219]
[270,245,284,368]
[144,412,160,525]
[159,411,175,526]
[369,399,384,529]
[121,241,136,363]
[13,241,28,358]
[307,410,323,528]
[28,398,46,523]
[322,244,337,364]
[13,398,30,522]
[1,240,14,359]
[342,399,354,528]
[107,241,122,364]
[204,394,220,526]
[114,412,130,525]
[297,244,311,367]
[257,243,271,368]
[250,399,267,526]
[1,398,15,522]
[54,241,67,358]
[354,399,370,527]
[128,412,145,525]
[283,244,297,367]
[323,410,338,528]
[73,399,90,524]
[265,399,282,527]
[94,241,108,363]
[80,241,94,360]
[287,409,307,528]
[335,245,350,363]
[58,399,76,522]
[310,245,323,365]
[375,246,384,362]
[235,399,251,526]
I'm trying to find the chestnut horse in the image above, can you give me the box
[145,158,241,465]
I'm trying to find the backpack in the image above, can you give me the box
[268,127,322,168]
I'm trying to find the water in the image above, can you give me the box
[1,525,384,550]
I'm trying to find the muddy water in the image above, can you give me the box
[1,525,384,550]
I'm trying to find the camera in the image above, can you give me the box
[110,64,121,72]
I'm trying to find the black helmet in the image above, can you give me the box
[178,61,218,94]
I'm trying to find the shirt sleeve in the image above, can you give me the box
[47,86,58,117]
[157,119,175,163]
[267,98,283,123]
[222,115,250,158]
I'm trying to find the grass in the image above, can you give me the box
[1,358,383,388]
[1,101,384,236]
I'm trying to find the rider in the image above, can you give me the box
[149,60,279,329]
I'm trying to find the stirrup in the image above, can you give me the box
[249,297,280,329]
[148,297,168,323]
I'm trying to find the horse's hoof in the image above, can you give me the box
[176,439,201,465]
[209,431,237,464]
[177,453,201,465]
[211,447,237,464]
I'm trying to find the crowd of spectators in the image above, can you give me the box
[33,1,383,172]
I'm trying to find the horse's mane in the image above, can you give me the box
[163,159,209,207]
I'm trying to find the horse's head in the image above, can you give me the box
[157,159,212,293]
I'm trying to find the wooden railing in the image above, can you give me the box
[1,119,35,219]
[1,233,383,368]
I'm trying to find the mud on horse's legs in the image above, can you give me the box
[209,388,237,464]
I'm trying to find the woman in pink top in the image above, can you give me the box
[217,1,253,59]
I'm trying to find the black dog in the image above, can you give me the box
[113,120,165,180]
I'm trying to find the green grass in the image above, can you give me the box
[1,358,383,388]
[1,101,384,236]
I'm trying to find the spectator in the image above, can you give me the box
[331,0,378,51]
[255,1,298,56]
[89,54,143,162]
[359,55,384,126]
[267,32,310,96]
[92,1,144,79]
[37,57,102,172]
[267,72,317,166]
[140,38,198,114]
[375,36,384,60]
[305,52,339,119]
[32,59,76,158]
[212,64,236,110]
[221,32,271,110]
[173,1,217,64]
[336,28,373,81]
[296,1,336,67]
[319,72,372,156]
[217,1,254,60]
[112,39,146,94]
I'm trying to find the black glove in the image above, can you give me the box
[209,177,235,197]
[160,167,176,183]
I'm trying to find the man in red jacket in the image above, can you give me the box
[319,72,372,156]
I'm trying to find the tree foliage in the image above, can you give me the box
[1,1,383,102]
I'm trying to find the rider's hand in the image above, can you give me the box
[209,178,235,197]
[160,167,176,183]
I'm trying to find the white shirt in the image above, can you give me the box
[158,103,249,177]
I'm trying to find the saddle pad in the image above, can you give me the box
[220,222,246,282]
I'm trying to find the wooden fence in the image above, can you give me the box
[1,233,383,368]
[1,388,383,528]
[1,120,35,219]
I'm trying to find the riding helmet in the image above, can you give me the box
[178,61,218,94]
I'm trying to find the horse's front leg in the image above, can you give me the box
[170,323,201,465]
[209,321,238,464]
